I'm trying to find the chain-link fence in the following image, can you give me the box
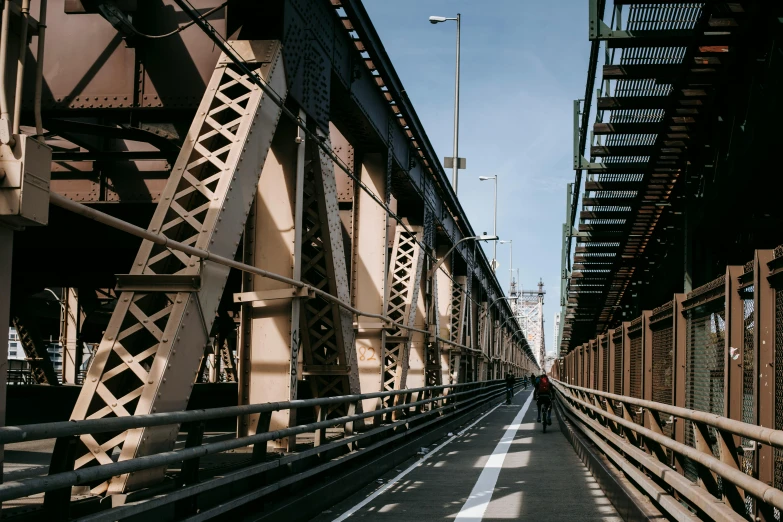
[684,298,725,482]
[559,251,783,519]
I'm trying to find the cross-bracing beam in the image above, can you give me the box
[66,41,287,494]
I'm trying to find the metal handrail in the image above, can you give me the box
[0,380,513,504]
[554,379,783,449]
[554,379,783,514]
[0,379,505,444]
[555,389,747,522]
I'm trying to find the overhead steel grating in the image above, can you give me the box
[562,1,748,352]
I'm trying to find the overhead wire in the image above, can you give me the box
[168,0,522,322]
[43,0,531,361]
[117,2,227,39]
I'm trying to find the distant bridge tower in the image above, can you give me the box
[517,280,546,368]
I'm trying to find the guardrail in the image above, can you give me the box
[554,378,782,521]
[554,246,783,522]
[1,379,520,521]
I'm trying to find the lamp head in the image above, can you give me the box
[429,15,447,24]
[479,176,493,181]
[478,235,499,241]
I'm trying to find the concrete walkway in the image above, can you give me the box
[314,389,621,522]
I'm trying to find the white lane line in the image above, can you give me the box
[454,392,534,522]
[330,398,513,522]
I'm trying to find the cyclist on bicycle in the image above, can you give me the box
[504,372,515,404]
[534,372,553,425]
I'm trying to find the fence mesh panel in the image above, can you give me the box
[651,320,674,445]
[629,320,643,425]
[740,285,755,516]
[775,288,783,494]
[613,329,623,418]
[602,337,609,392]
[684,302,726,483]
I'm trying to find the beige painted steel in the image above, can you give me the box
[61,288,85,384]
[448,275,467,384]
[240,116,300,442]
[67,41,286,494]
[435,245,454,385]
[298,125,359,412]
[408,276,427,389]
[351,153,387,414]
[381,225,425,400]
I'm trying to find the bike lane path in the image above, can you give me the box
[315,389,620,522]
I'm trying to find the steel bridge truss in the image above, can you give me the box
[69,41,287,494]
[0,0,542,504]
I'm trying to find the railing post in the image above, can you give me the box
[582,343,588,387]
[589,338,597,390]
[620,402,640,447]
[597,334,606,392]
[43,436,78,520]
[251,411,273,463]
[606,329,615,393]
[756,249,775,521]
[642,310,652,405]
[723,266,747,509]
[314,405,328,447]
[725,265,744,423]
[174,420,206,517]
[716,429,746,513]
[644,409,670,463]
[345,400,359,437]
[693,422,721,498]
[622,321,631,397]
[673,293,687,472]
[574,347,579,386]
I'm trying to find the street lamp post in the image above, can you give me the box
[429,14,462,194]
[428,234,498,279]
[479,176,498,271]
[498,239,513,294]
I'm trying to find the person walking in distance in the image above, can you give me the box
[504,372,515,405]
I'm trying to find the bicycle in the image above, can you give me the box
[539,398,552,433]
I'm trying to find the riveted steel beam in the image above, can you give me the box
[66,41,287,494]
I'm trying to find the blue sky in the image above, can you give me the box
[364,1,589,355]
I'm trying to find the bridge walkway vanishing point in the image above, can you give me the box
[316,389,622,522]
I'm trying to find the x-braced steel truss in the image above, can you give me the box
[65,41,286,494]
[448,276,468,384]
[300,126,360,418]
[381,225,424,408]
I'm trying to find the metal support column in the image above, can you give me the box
[67,41,287,494]
[61,288,84,384]
[237,113,302,445]
[448,276,467,384]
[352,153,387,414]
[381,225,424,406]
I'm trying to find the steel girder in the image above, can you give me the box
[351,153,387,415]
[300,126,360,414]
[448,276,468,385]
[66,41,286,493]
[381,225,425,407]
